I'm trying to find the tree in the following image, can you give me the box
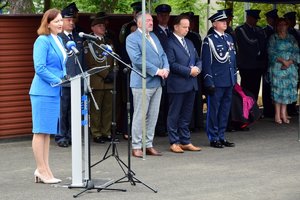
[7,0,34,14]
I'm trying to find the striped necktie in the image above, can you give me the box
[68,33,73,41]
[181,38,190,56]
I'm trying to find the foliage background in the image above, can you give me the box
[0,0,300,36]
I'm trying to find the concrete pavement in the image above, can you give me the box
[1,117,300,200]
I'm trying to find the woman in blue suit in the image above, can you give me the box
[29,8,66,184]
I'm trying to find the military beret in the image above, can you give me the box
[130,1,144,12]
[284,11,297,20]
[155,4,171,14]
[208,11,227,23]
[246,9,261,19]
[265,9,278,19]
[218,8,234,17]
[91,12,108,26]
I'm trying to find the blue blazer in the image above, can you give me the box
[165,33,201,93]
[202,31,237,88]
[29,35,66,96]
[126,30,169,88]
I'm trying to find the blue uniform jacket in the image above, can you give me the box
[202,31,237,88]
[29,35,66,96]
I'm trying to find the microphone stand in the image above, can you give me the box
[88,40,157,193]
[65,45,125,198]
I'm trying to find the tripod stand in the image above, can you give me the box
[89,41,157,193]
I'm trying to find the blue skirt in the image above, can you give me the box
[30,95,60,134]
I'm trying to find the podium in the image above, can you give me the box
[54,66,110,187]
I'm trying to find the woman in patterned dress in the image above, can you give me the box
[268,18,300,124]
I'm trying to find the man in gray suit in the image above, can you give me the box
[126,12,169,158]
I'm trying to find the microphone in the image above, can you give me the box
[100,44,120,58]
[78,32,99,41]
[66,41,80,55]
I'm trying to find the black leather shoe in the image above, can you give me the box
[57,141,69,148]
[93,136,105,143]
[210,141,224,148]
[220,140,235,147]
[106,136,119,142]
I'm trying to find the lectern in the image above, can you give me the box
[54,66,109,187]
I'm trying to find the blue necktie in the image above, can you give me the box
[182,38,190,56]
[68,33,73,41]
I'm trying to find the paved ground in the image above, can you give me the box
[1,116,300,200]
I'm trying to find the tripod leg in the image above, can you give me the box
[132,176,158,193]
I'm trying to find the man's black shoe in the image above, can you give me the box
[220,140,235,147]
[210,141,224,148]
[93,136,105,143]
[106,135,120,142]
[57,141,69,148]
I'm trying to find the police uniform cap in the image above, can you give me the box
[246,9,261,19]
[91,12,108,26]
[155,4,171,14]
[130,1,144,12]
[218,8,233,17]
[265,9,278,19]
[208,11,227,23]
[283,12,297,20]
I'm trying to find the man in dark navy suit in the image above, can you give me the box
[180,11,204,131]
[262,9,278,118]
[55,4,85,147]
[165,15,202,153]
[202,11,237,148]
[153,4,172,137]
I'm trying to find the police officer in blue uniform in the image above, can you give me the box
[207,8,234,37]
[202,11,237,148]
[55,4,85,147]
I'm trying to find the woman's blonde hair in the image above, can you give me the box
[37,8,61,35]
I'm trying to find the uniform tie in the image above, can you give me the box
[68,33,73,41]
[181,38,190,56]
[165,28,170,37]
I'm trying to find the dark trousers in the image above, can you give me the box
[167,91,195,145]
[155,85,168,134]
[55,87,71,143]
[262,75,274,117]
[206,86,233,142]
[239,69,263,101]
